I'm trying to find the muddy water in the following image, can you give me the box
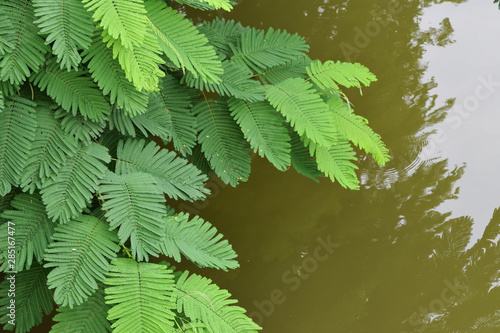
[175,1,500,332]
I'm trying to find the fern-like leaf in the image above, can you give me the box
[173,271,261,332]
[0,96,37,196]
[0,264,54,333]
[265,77,337,147]
[0,193,55,272]
[33,0,94,70]
[40,142,110,223]
[145,76,198,156]
[231,27,309,72]
[258,57,310,85]
[0,192,15,226]
[145,0,223,84]
[197,18,247,56]
[327,96,390,165]
[32,61,111,122]
[20,104,78,193]
[54,108,107,144]
[289,130,322,182]
[115,139,209,201]
[51,283,112,333]
[161,213,239,271]
[102,28,165,92]
[82,0,147,49]
[315,137,360,190]
[0,13,14,56]
[0,0,50,85]
[83,32,149,116]
[104,258,176,332]
[194,99,251,186]
[306,60,377,90]
[176,0,234,10]
[99,171,167,261]
[184,60,266,102]
[44,215,120,308]
[228,97,291,170]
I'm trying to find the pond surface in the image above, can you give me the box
[176,0,500,332]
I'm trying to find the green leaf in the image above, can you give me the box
[104,258,176,332]
[99,172,167,261]
[82,0,147,49]
[327,96,390,165]
[315,137,360,190]
[176,0,234,10]
[83,32,149,116]
[231,27,309,72]
[183,60,266,102]
[257,57,311,85]
[194,99,251,186]
[20,104,78,193]
[32,61,111,122]
[197,18,247,56]
[0,0,50,85]
[289,130,322,182]
[54,108,107,144]
[102,28,165,92]
[115,139,209,201]
[0,13,14,56]
[228,97,291,171]
[51,283,112,333]
[44,215,120,308]
[0,264,54,333]
[145,76,198,156]
[0,96,37,196]
[173,271,261,333]
[306,60,377,90]
[33,0,94,70]
[40,142,110,223]
[0,193,54,272]
[265,77,337,147]
[161,213,239,271]
[145,0,223,84]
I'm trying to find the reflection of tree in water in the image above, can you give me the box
[421,209,500,332]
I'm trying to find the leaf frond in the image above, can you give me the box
[40,142,110,223]
[161,213,239,271]
[0,96,37,196]
[145,0,223,84]
[194,99,251,186]
[0,0,50,85]
[115,139,209,201]
[104,258,176,332]
[228,97,291,170]
[306,60,377,90]
[51,283,112,333]
[265,77,337,147]
[0,264,54,333]
[83,32,149,116]
[0,193,54,272]
[33,0,94,70]
[20,103,78,193]
[231,27,309,73]
[99,171,167,261]
[173,271,260,333]
[44,215,120,307]
[32,61,111,122]
[327,96,390,165]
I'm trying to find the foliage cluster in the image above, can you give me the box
[0,0,389,331]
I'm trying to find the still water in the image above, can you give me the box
[176,0,500,332]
